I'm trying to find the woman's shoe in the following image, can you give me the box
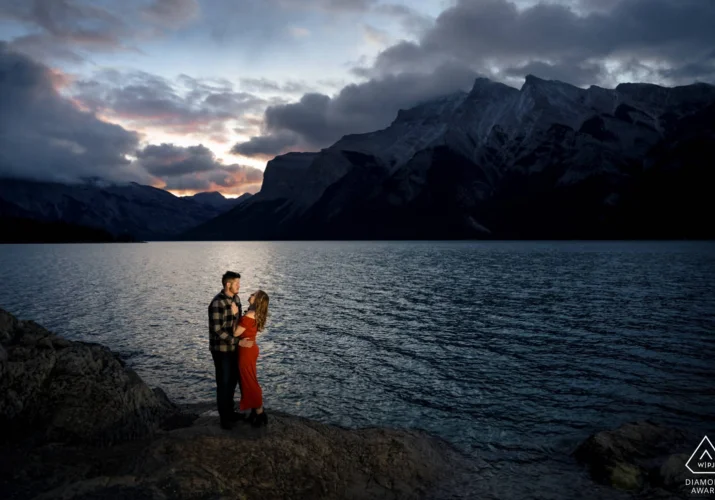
[251,410,268,428]
[247,409,258,424]
[230,411,246,422]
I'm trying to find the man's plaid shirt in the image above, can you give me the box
[208,291,242,352]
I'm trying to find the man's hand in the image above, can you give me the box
[230,303,239,315]
[238,338,254,348]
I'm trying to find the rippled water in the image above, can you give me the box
[1,241,714,499]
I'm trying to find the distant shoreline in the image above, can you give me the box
[0,217,141,244]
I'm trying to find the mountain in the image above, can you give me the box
[186,191,252,210]
[0,180,236,241]
[183,75,715,240]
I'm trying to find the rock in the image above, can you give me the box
[609,462,643,491]
[0,411,475,500]
[0,308,174,445]
[658,453,690,489]
[573,420,696,495]
[0,308,476,499]
[0,308,17,344]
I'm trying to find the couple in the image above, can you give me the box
[208,271,270,430]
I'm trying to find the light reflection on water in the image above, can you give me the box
[1,240,714,499]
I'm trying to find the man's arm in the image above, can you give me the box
[209,299,231,341]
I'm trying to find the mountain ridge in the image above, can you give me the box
[0,179,247,241]
[182,75,715,240]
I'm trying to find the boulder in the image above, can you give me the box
[0,308,176,445]
[573,420,701,497]
[0,410,476,499]
[0,308,476,499]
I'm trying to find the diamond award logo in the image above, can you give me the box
[686,436,715,474]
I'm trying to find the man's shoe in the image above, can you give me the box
[220,418,233,430]
[230,411,246,422]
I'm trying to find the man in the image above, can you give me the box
[209,271,254,429]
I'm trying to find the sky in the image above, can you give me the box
[0,0,713,197]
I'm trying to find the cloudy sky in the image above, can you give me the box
[0,0,713,196]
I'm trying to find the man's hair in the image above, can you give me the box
[222,271,241,286]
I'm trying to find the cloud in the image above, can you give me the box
[234,0,714,162]
[372,0,715,84]
[137,143,263,193]
[502,59,604,87]
[288,26,311,38]
[1,0,132,61]
[230,132,301,158]
[0,42,143,184]
[231,63,478,153]
[142,0,199,28]
[72,71,266,140]
[1,0,200,63]
[373,4,433,36]
[0,44,260,195]
[269,0,376,12]
[239,77,315,95]
[136,143,219,177]
[362,24,390,46]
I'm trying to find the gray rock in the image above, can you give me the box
[0,308,173,445]
[573,420,697,496]
[658,453,690,489]
[0,308,476,499]
[0,308,17,344]
[0,411,476,500]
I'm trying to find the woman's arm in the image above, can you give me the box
[233,321,246,337]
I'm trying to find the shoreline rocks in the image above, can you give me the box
[0,309,177,446]
[573,420,704,498]
[2,307,706,499]
[0,308,477,499]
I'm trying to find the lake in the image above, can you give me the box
[1,241,714,499]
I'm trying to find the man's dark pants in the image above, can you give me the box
[211,350,240,420]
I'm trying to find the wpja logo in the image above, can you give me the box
[687,436,715,474]
[685,436,715,496]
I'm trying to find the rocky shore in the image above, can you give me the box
[0,308,477,499]
[0,307,706,499]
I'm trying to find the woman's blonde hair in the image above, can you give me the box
[253,290,269,332]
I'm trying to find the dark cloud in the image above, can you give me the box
[231,63,478,153]
[0,42,143,184]
[136,144,218,177]
[0,44,260,194]
[373,0,715,84]
[502,59,604,87]
[237,0,714,160]
[7,33,85,64]
[230,132,300,158]
[0,0,200,63]
[0,0,131,61]
[660,57,715,83]
[139,143,263,193]
[72,70,265,137]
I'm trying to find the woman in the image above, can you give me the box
[233,290,270,427]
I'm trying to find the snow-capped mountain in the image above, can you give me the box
[184,74,715,240]
[0,180,241,240]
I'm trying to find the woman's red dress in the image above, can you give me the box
[237,315,263,410]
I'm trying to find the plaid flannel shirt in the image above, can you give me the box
[208,291,242,352]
